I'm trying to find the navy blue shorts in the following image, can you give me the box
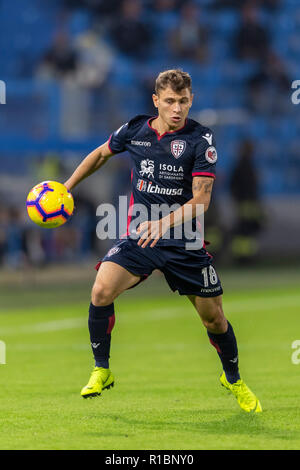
[97,239,223,298]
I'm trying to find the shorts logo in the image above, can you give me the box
[106,246,121,257]
[171,140,186,159]
[139,159,154,178]
[205,146,217,164]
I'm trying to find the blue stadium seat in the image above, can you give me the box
[208,11,240,35]
[247,118,268,139]
[109,56,137,86]
[68,10,92,37]
[0,0,298,198]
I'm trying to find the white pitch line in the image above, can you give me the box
[0,307,185,337]
[1,293,299,337]
[1,318,86,336]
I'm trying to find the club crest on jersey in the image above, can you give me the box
[205,146,218,164]
[171,140,186,159]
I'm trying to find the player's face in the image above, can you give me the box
[152,86,193,131]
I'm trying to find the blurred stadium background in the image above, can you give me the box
[0,0,299,276]
[1,0,300,451]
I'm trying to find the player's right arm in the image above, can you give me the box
[64,140,114,191]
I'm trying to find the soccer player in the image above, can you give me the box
[64,69,262,412]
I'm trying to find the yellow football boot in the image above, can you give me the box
[220,372,262,412]
[81,367,114,399]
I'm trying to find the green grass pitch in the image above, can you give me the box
[0,267,300,450]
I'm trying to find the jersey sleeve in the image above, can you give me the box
[108,122,129,154]
[192,130,217,179]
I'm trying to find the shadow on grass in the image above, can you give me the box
[94,407,299,444]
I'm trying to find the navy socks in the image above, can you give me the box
[207,321,240,384]
[88,303,239,382]
[88,302,115,369]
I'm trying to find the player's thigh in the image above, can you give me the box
[188,294,227,333]
[92,261,141,305]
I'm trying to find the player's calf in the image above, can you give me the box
[89,302,115,368]
[190,295,227,333]
[82,260,143,398]
[190,295,240,384]
[202,314,227,334]
[207,320,240,384]
[86,261,140,384]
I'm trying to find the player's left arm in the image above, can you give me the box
[191,175,214,212]
[137,175,214,248]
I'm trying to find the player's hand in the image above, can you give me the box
[136,219,170,248]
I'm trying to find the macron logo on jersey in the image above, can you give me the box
[131,140,151,147]
[202,133,213,145]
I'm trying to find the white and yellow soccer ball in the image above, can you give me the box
[26,181,74,228]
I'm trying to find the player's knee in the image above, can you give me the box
[91,282,115,306]
[202,304,226,332]
[203,316,225,333]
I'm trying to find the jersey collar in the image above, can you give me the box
[147,116,188,141]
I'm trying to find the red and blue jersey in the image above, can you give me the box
[108,114,218,246]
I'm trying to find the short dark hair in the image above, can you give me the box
[155,69,192,95]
